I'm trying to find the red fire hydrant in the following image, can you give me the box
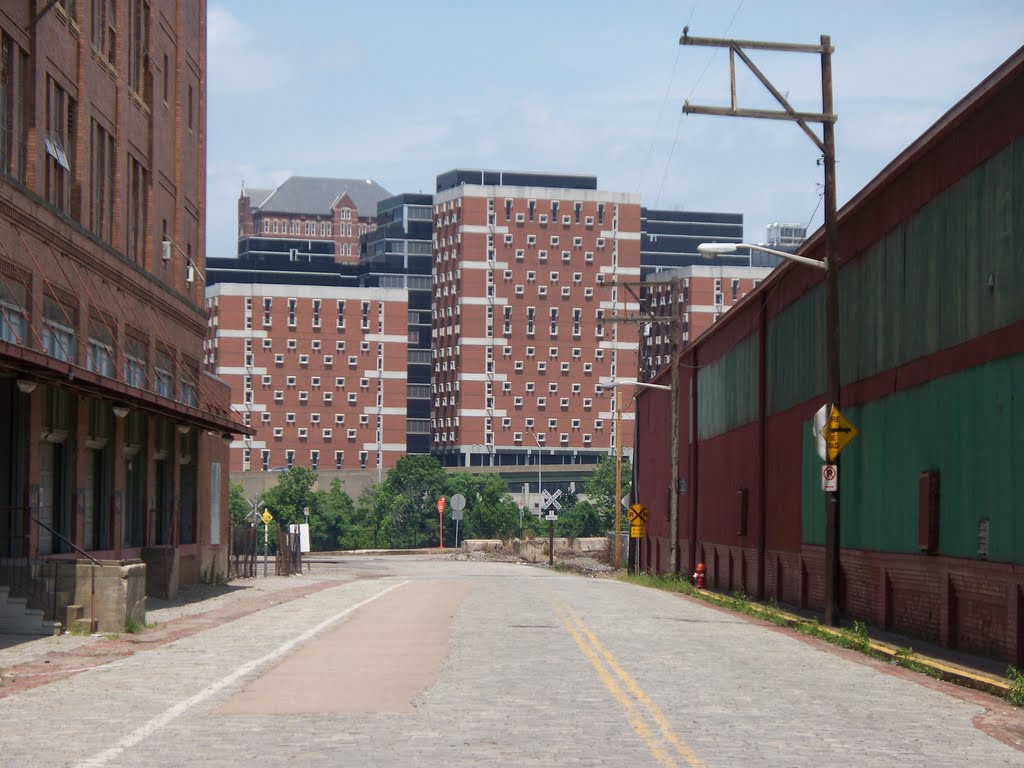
[692,562,707,589]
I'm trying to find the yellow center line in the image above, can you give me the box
[554,604,679,768]
[564,606,706,768]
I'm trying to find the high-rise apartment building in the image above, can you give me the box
[431,170,641,468]
[205,280,409,476]
[0,2,241,617]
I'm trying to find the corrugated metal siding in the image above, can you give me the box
[696,334,759,440]
[843,137,1024,385]
[766,289,824,415]
[802,353,1023,562]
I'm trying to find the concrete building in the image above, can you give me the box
[430,169,641,470]
[236,176,392,266]
[0,0,243,629]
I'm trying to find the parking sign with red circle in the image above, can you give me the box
[821,464,838,492]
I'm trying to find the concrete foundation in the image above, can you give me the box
[58,560,146,633]
[142,547,180,600]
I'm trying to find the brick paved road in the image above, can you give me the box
[0,556,1021,767]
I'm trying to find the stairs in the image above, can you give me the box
[0,586,62,636]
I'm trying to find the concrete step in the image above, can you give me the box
[0,612,61,636]
[0,596,30,617]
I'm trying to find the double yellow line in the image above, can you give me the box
[554,603,705,768]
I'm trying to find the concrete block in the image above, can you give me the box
[571,538,608,554]
[461,539,504,553]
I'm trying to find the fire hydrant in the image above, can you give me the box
[692,562,707,589]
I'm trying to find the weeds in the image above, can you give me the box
[123,614,145,634]
[1006,666,1024,707]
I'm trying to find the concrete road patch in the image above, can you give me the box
[217,580,469,715]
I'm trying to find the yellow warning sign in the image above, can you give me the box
[261,510,272,525]
[822,406,858,462]
[627,503,649,524]
[630,522,646,539]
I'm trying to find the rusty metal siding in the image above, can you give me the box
[696,334,759,440]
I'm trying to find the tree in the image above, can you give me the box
[383,456,448,548]
[228,481,252,528]
[584,453,632,531]
[259,466,319,528]
[311,478,354,551]
[555,500,604,538]
[446,472,520,541]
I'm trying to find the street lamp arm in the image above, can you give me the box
[602,379,672,392]
[698,242,826,271]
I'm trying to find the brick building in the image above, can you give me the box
[206,281,410,477]
[236,176,391,266]
[641,264,774,379]
[431,170,641,469]
[0,0,242,628]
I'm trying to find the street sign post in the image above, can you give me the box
[260,509,272,577]
[540,489,562,567]
[450,494,466,548]
[627,504,648,574]
[437,496,446,549]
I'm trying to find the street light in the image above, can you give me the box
[602,379,674,572]
[700,239,841,626]
[529,431,542,517]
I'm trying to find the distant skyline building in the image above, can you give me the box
[640,208,747,280]
[640,264,775,380]
[236,177,392,265]
[361,194,435,455]
[431,170,641,469]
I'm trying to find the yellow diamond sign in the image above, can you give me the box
[822,405,858,462]
[261,510,273,525]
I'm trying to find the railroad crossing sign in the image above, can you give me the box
[628,503,648,539]
[541,489,562,512]
[627,504,648,524]
[822,405,858,462]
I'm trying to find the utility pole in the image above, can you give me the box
[610,279,684,575]
[680,30,842,625]
[614,389,622,568]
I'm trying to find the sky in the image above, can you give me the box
[205,1,1024,259]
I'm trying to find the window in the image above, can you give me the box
[538,250,548,262]
[538,286,547,297]
[560,362,570,372]
[287,339,297,350]
[348,393,358,404]
[525,417,534,429]
[548,418,558,429]
[348,356,357,367]
[121,332,146,386]
[298,391,308,403]
[285,412,296,424]
[273,390,283,402]
[323,391,332,403]
[336,340,346,351]
[560,398,569,408]
[515,249,525,261]
[44,77,75,213]
[583,363,593,373]
[274,354,284,365]
[299,354,309,366]
[550,235,559,247]
[90,121,115,242]
[347,429,357,440]
[525,381,535,392]
[92,0,117,62]
[127,0,150,98]
[261,412,271,424]
[359,414,369,425]
[273,427,283,438]
[262,338,272,350]
[154,348,174,397]
[86,317,115,377]
[298,428,308,439]
[514,397,524,407]
[334,451,344,468]
[514,361,524,372]
[126,155,148,264]
[335,413,345,424]
[286,375,296,387]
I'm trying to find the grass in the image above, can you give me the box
[123,614,145,634]
[616,571,1015,702]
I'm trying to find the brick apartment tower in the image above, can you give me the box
[431,171,641,468]
[206,283,410,476]
[0,1,242,614]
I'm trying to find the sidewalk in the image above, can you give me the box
[0,571,347,697]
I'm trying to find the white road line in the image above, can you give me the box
[75,580,409,768]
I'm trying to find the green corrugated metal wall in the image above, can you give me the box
[802,353,1023,563]
[766,289,825,416]
[799,136,1024,562]
[696,334,759,440]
